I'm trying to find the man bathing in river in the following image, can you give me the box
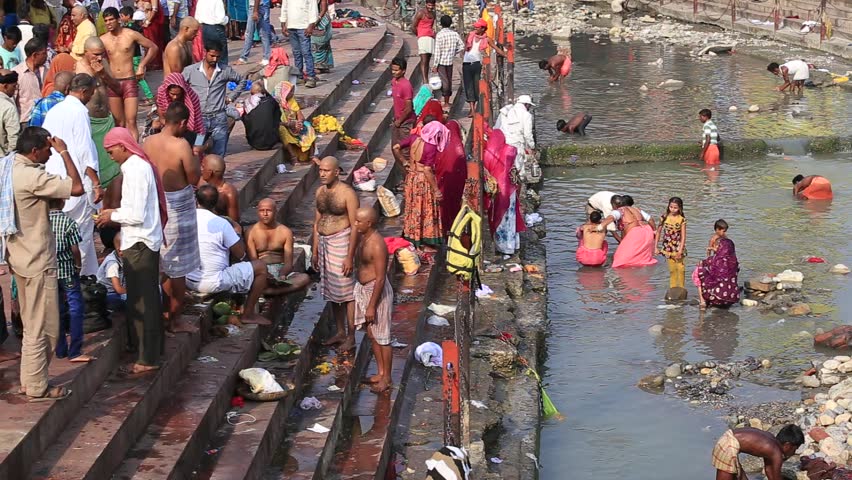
[793,174,833,200]
[101,7,159,140]
[247,198,311,295]
[312,156,359,352]
[143,102,201,334]
[557,112,592,135]
[576,210,608,267]
[539,53,571,82]
[768,60,812,95]
[712,425,803,480]
[354,207,394,394]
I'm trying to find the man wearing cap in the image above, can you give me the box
[0,69,20,155]
[495,94,536,173]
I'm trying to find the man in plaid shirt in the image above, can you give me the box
[49,198,92,362]
[431,15,464,107]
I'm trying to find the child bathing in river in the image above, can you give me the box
[576,211,608,267]
[655,197,686,289]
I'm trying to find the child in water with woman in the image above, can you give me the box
[655,197,686,289]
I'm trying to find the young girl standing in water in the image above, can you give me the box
[655,197,687,289]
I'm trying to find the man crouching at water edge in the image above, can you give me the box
[712,425,803,480]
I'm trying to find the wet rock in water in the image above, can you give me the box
[762,359,772,369]
[829,377,852,400]
[815,326,852,350]
[665,363,682,378]
[638,374,665,390]
[746,278,774,293]
[639,84,649,92]
[639,14,656,23]
[742,298,758,307]
[775,270,805,283]
[749,418,764,429]
[824,360,842,370]
[839,362,852,374]
[658,79,684,89]
[803,375,822,388]
[823,375,842,386]
[748,104,760,113]
[648,324,663,335]
[831,264,851,275]
[698,360,718,369]
[700,367,713,375]
[665,287,687,301]
[729,105,738,112]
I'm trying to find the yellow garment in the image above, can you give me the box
[396,247,421,275]
[71,19,97,61]
[667,258,685,288]
[278,97,316,160]
[447,205,482,280]
[96,12,107,36]
[481,9,494,54]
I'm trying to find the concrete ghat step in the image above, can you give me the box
[29,309,206,480]
[0,317,127,479]
[111,325,260,480]
[224,25,391,213]
[239,31,404,228]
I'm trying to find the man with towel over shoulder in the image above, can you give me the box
[143,101,201,334]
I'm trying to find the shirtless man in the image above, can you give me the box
[539,53,571,82]
[711,425,803,480]
[354,207,393,394]
[246,198,312,295]
[101,7,159,140]
[575,211,607,267]
[792,174,833,200]
[77,36,123,207]
[200,154,240,222]
[556,112,593,135]
[142,101,201,334]
[164,17,199,76]
[313,157,359,352]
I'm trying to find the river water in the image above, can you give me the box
[538,151,852,479]
[514,34,852,145]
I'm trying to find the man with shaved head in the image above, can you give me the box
[313,156,359,351]
[200,153,240,222]
[77,37,123,203]
[29,71,74,127]
[164,17,200,76]
[70,5,97,62]
[354,206,393,393]
[246,198,311,295]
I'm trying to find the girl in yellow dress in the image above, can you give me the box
[655,197,686,289]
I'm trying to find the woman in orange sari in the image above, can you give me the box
[41,53,76,96]
[392,120,447,250]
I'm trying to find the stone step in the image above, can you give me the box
[29,307,207,480]
[224,25,393,215]
[111,324,261,480]
[0,317,128,479]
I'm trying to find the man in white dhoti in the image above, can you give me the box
[44,73,103,276]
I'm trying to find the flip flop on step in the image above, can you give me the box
[29,385,71,402]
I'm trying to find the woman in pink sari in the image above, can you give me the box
[598,197,658,268]
[434,120,466,234]
[483,127,525,255]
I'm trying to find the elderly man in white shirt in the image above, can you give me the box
[495,94,536,174]
[280,0,318,88]
[44,73,103,276]
[95,126,167,374]
[195,0,229,66]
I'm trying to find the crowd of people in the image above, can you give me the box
[0,0,360,401]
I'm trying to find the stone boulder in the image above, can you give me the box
[829,377,852,401]
[815,326,852,350]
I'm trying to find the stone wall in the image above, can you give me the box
[640,0,852,57]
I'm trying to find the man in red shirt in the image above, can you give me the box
[390,57,415,148]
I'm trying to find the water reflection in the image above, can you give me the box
[694,309,741,362]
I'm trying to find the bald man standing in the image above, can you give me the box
[354,207,393,393]
[164,17,200,76]
[200,154,240,222]
[29,71,74,128]
[313,156,359,352]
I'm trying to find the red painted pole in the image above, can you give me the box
[506,31,515,103]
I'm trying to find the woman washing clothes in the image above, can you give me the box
[793,174,833,200]
[597,195,658,268]
[694,219,740,309]
[391,119,447,253]
[278,81,317,163]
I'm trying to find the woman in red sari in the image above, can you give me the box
[434,120,466,235]
[55,14,76,55]
[483,127,525,255]
[142,2,165,70]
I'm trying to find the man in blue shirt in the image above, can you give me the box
[29,71,74,127]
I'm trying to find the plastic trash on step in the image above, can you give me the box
[415,342,443,367]
[427,315,450,327]
[300,396,323,410]
[239,368,284,394]
[428,303,455,316]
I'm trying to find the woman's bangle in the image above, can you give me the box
[58,150,68,156]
